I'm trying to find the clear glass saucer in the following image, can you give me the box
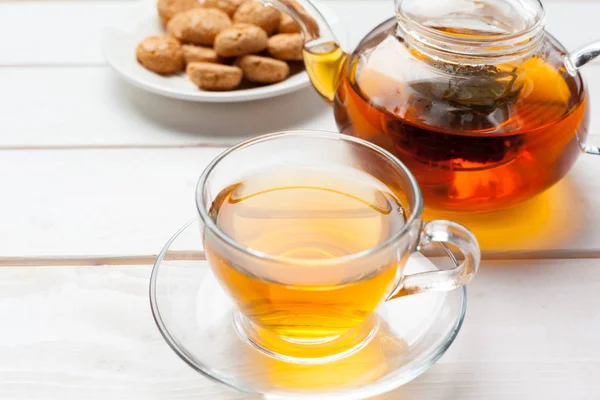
[150,219,467,399]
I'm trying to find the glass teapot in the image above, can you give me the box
[265,0,599,212]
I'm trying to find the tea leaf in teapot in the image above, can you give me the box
[381,78,527,166]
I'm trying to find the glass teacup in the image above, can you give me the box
[196,131,480,362]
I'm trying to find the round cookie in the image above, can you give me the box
[277,0,319,36]
[167,8,232,46]
[214,24,268,57]
[157,0,201,25]
[187,62,243,90]
[278,13,301,34]
[237,55,289,83]
[136,35,184,74]
[200,0,245,16]
[233,0,281,36]
[182,44,219,64]
[267,33,303,60]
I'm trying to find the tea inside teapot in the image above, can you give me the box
[264,0,599,212]
[339,28,586,211]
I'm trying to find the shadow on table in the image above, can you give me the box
[111,79,332,145]
[422,176,587,258]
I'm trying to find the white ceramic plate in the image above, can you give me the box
[102,0,344,103]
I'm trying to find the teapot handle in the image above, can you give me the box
[568,42,600,70]
[567,42,600,156]
[583,143,600,156]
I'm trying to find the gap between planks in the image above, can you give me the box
[0,143,234,151]
[0,251,206,267]
[1,137,598,152]
[0,63,107,68]
[1,249,599,267]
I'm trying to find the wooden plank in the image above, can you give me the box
[0,0,599,148]
[1,17,599,148]
[0,1,599,65]
[0,265,249,400]
[0,2,119,66]
[0,259,598,399]
[0,148,221,257]
[0,67,334,148]
[0,147,599,258]
[0,65,599,148]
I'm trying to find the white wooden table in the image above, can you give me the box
[1,0,599,399]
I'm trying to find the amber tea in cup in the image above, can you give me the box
[208,167,406,342]
[197,131,480,363]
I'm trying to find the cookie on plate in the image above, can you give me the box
[167,8,232,46]
[268,33,303,60]
[278,13,301,34]
[157,0,201,25]
[182,44,220,64]
[237,54,289,83]
[136,35,184,74]
[277,0,319,36]
[233,0,281,35]
[214,23,268,57]
[200,0,245,17]
[187,62,243,90]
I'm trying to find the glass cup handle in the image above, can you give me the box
[390,221,481,299]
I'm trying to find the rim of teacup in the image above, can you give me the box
[195,130,424,266]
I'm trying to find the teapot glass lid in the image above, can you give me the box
[395,0,545,38]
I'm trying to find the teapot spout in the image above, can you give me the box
[262,0,348,102]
